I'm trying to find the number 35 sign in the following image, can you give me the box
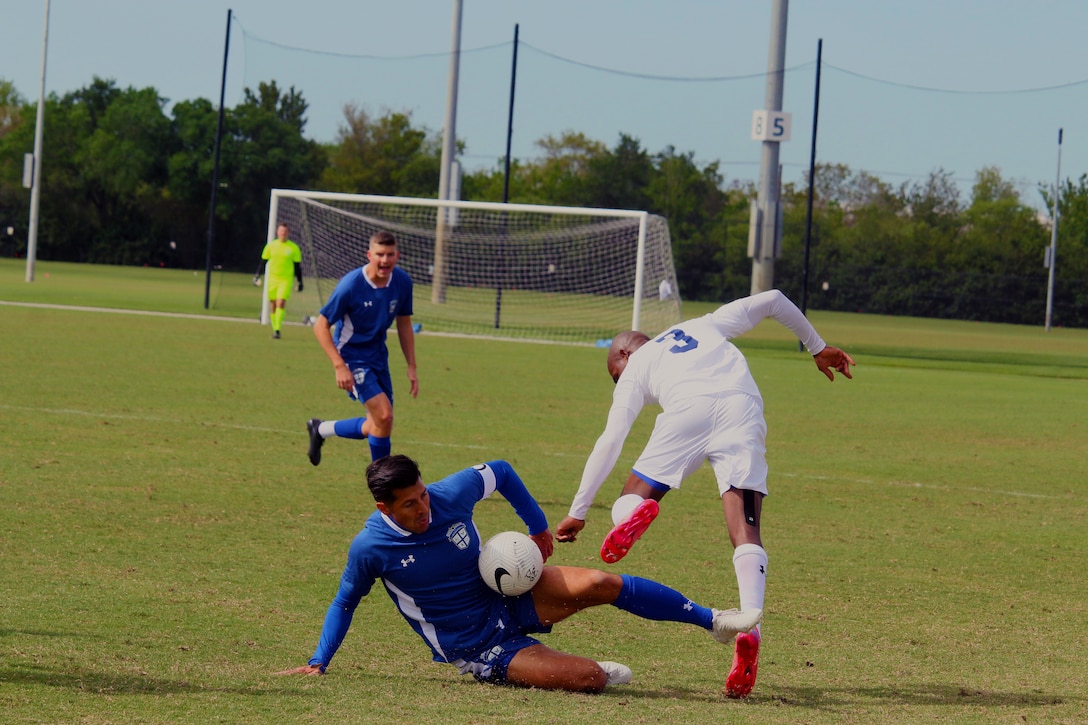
[751,110,792,142]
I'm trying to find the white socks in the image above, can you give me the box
[733,543,768,613]
[611,493,645,526]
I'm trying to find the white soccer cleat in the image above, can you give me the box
[711,608,763,644]
[596,661,633,686]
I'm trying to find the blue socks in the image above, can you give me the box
[612,574,713,629]
[332,418,367,440]
[368,435,391,461]
[327,420,391,460]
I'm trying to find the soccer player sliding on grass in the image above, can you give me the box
[277,454,760,693]
[556,289,855,698]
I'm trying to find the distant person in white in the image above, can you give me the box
[556,289,855,698]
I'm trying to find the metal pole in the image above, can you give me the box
[1044,128,1063,331]
[502,24,519,205]
[261,191,279,325]
[800,39,822,316]
[205,9,232,309]
[750,0,789,295]
[25,0,50,283]
[495,24,519,329]
[798,38,822,351]
[433,0,463,304]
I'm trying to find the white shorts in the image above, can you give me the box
[632,392,768,497]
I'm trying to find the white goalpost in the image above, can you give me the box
[264,190,681,344]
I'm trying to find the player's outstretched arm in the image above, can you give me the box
[395,315,419,398]
[555,516,585,543]
[275,664,324,676]
[813,346,855,381]
[313,315,354,392]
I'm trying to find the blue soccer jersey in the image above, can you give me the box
[320,266,413,369]
[309,461,549,669]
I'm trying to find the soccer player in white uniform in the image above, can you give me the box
[556,289,855,698]
[277,455,760,692]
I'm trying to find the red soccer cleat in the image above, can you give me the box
[600,499,659,563]
[724,629,761,698]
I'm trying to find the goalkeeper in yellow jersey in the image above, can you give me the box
[254,222,304,339]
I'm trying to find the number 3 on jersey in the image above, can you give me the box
[655,328,698,353]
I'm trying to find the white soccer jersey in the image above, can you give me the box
[567,290,826,520]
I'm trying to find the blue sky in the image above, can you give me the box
[4,1,1088,210]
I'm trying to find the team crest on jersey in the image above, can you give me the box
[389,300,398,315]
[480,644,505,664]
[447,522,471,550]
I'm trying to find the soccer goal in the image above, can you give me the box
[264,190,682,344]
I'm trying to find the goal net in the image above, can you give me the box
[264,190,681,344]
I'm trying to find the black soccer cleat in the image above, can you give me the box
[307,418,324,466]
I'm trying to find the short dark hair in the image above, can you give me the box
[366,454,421,503]
[370,230,397,247]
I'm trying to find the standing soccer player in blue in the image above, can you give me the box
[276,454,761,692]
[307,230,418,464]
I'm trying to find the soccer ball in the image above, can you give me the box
[477,531,544,596]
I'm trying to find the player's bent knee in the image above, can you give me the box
[591,566,624,588]
[534,567,621,612]
[573,567,624,601]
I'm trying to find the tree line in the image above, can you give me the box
[0,77,1084,327]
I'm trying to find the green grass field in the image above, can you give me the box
[2,259,1087,724]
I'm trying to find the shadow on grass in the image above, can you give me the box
[0,629,73,639]
[0,664,271,697]
[573,682,1081,712]
[765,683,1077,710]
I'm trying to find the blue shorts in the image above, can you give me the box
[347,364,394,406]
[453,593,553,685]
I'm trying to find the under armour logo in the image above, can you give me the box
[364,301,373,307]
[401,555,416,567]
[759,565,765,574]
[683,600,694,611]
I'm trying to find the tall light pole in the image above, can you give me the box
[749,0,790,295]
[1044,128,1063,332]
[205,9,232,309]
[432,0,463,304]
[26,0,51,283]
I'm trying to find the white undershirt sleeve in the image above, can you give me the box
[713,289,827,354]
[567,394,641,521]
